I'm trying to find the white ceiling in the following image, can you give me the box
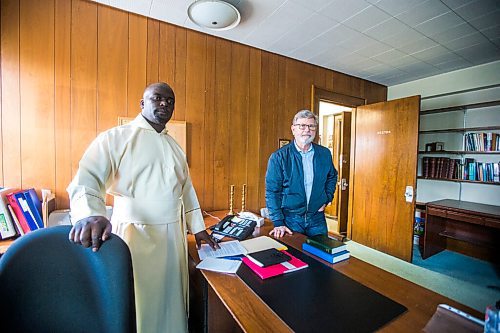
[93,0,500,86]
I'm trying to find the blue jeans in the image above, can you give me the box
[283,211,327,237]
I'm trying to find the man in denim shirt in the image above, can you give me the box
[265,110,338,238]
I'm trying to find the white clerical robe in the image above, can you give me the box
[67,114,205,333]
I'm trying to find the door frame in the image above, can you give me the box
[311,85,366,238]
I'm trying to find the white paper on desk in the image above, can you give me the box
[196,257,241,274]
[197,240,248,260]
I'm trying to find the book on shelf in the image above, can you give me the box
[305,234,347,255]
[241,250,308,279]
[245,248,291,267]
[302,243,350,264]
[0,188,18,239]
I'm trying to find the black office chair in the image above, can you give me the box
[0,225,136,333]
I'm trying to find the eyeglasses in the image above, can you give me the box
[293,124,317,130]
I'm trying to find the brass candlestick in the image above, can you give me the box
[241,184,247,212]
[228,185,235,215]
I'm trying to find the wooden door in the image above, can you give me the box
[349,96,420,262]
[324,114,337,218]
[336,111,351,234]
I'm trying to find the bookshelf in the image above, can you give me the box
[417,100,500,204]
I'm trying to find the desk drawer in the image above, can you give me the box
[427,207,447,218]
[447,211,483,225]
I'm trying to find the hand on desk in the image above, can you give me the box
[69,216,112,252]
[269,226,293,238]
[195,230,220,250]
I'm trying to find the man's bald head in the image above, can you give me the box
[140,82,175,132]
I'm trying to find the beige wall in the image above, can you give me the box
[0,0,387,212]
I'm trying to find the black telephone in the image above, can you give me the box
[211,215,257,241]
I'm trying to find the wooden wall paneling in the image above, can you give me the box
[127,13,147,118]
[284,59,302,127]
[54,0,72,208]
[213,38,232,210]
[97,5,128,132]
[247,48,262,212]
[229,44,250,212]
[203,35,217,211]
[1,0,21,188]
[332,72,364,99]
[312,65,327,96]
[173,27,187,121]
[158,23,176,95]
[1,0,389,211]
[364,80,388,104]
[19,0,55,194]
[259,52,280,209]
[325,70,335,92]
[70,0,98,176]
[300,64,315,111]
[146,19,159,85]
[185,31,206,204]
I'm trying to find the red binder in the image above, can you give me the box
[242,250,308,279]
[6,192,31,234]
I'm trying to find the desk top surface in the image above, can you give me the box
[188,210,483,333]
[427,199,500,217]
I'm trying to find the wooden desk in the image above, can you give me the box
[423,199,500,260]
[188,211,482,333]
[0,238,16,255]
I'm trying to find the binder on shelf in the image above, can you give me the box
[302,243,350,264]
[6,192,32,234]
[25,188,42,216]
[305,234,347,255]
[242,250,308,279]
[246,248,291,267]
[23,189,44,229]
[0,188,18,239]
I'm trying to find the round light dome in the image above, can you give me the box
[188,0,241,31]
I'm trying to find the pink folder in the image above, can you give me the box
[242,250,308,279]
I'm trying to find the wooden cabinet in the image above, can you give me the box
[423,199,500,261]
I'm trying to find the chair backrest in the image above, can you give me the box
[0,225,136,333]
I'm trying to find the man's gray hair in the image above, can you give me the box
[292,110,318,125]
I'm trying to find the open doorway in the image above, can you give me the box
[318,101,352,237]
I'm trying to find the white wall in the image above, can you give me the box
[388,60,500,101]
[388,60,500,206]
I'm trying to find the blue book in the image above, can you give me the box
[23,189,44,229]
[302,242,350,264]
[13,192,39,231]
[25,188,42,216]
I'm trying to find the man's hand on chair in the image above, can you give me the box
[69,216,112,252]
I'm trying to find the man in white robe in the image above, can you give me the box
[67,82,218,333]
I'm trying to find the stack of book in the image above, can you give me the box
[0,187,45,240]
[242,246,308,279]
[302,234,350,264]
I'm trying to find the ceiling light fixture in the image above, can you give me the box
[188,0,241,31]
